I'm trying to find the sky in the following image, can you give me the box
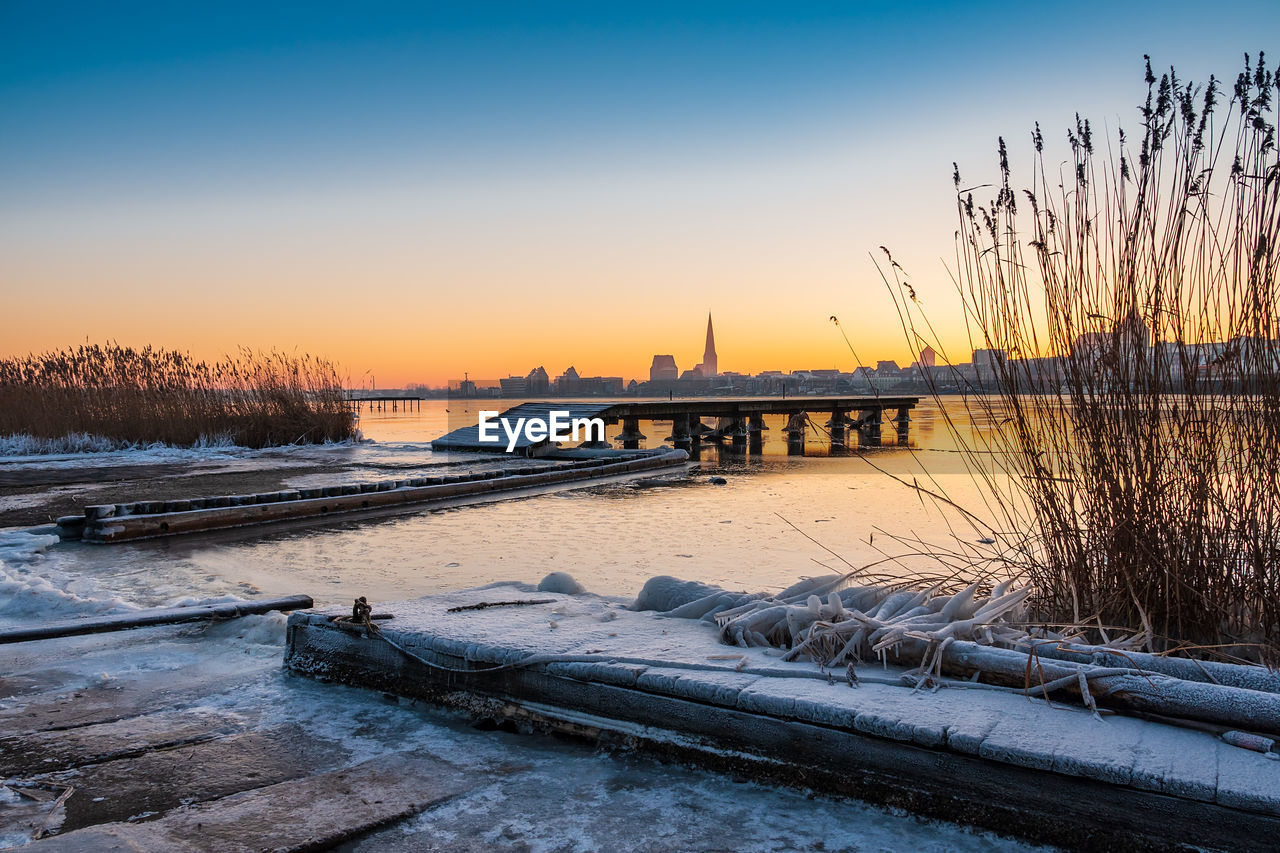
[2,2,1276,387]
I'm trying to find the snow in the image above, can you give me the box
[288,583,1280,819]
[0,615,1039,851]
[0,432,240,459]
[0,529,139,628]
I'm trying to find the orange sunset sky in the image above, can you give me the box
[2,3,1273,387]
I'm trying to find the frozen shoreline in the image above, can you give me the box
[285,583,1280,851]
[0,597,1035,851]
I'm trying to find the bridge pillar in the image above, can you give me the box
[894,406,912,442]
[783,413,807,455]
[729,416,749,454]
[666,414,692,450]
[748,413,766,453]
[578,417,612,449]
[689,416,709,449]
[858,408,883,446]
[617,417,646,450]
[826,411,852,449]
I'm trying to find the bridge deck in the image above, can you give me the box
[432,396,920,453]
[596,395,918,420]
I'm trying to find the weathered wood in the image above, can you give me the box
[0,709,246,777]
[78,449,688,542]
[1016,639,1280,695]
[22,724,347,840]
[0,595,313,645]
[26,753,474,853]
[285,606,1280,853]
[933,639,1280,735]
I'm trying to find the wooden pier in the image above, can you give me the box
[285,585,1280,852]
[433,396,920,454]
[58,450,690,543]
[346,395,421,412]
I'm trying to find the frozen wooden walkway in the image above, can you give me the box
[1,604,1033,850]
[56,449,689,543]
[286,586,1280,852]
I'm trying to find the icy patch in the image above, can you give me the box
[165,594,245,608]
[0,435,362,470]
[200,611,288,647]
[0,432,238,456]
[0,529,138,628]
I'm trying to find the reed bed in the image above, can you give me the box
[884,54,1280,662]
[0,344,356,450]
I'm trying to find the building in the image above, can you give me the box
[972,349,1007,387]
[920,346,937,369]
[554,366,581,395]
[498,375,528,395]
[649,354,678,382]
[693,313,718,378]
[526,366,550,395]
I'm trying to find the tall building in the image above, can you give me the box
[695,312,718,378]
[526,366,550,395]
[649,354,678,382]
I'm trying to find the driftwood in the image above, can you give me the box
[917,639,1280,736]
[1016,640,1280,696]
[0,594,314,644]
[447,599,555,613]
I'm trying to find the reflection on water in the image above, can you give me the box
[41,399,1013,608]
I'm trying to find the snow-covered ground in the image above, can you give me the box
[0,529,138,629]
[0,609,1045,851]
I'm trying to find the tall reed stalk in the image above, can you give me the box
[886,54,1280,661]
[0,344,356,450]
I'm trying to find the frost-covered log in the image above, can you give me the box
[639,574,1280,733]
[933,640,1280,736]
[1016,640,1280,696]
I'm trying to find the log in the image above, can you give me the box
[1015,639,1280,695]
[0,594,314,644]
[930,639,1280,736]
[79,449,689,543]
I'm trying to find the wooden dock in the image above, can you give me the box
[59,449,690,543]
[346,395,421,412]
[285,585,1280,852]
[434,395,921,453]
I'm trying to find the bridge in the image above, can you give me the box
[432,395,920,454]
[346,395,421,412]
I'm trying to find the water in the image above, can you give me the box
[0,398,1048,851]
[23,398,1011,610]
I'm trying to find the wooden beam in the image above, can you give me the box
[0,595,314,645]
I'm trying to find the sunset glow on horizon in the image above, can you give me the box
[3,2,1275,387]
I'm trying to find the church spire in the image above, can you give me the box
[702,312,718,377]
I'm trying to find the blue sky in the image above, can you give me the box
[3,2,1276,382]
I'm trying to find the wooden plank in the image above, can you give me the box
[26,753,474,853]
[0,595,313,645]
[26,724,347,835]
[0,663,267,736]
[78,451,688,542]
[0,709,247,777]
[284,611,1280,852]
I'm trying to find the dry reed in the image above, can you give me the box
[0,343,356,450]
[884,53,1280,662]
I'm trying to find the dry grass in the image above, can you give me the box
[884,53,1280,662]
[0,344,356,450]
